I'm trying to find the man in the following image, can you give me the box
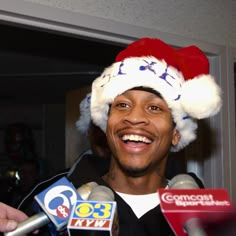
[0,38,222,235]
[70,38,222,235]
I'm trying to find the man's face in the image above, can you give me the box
[106,89,180,176]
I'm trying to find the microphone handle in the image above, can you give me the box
[184,218,207,236]
[4,212,50,236]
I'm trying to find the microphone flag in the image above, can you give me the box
[158,188,233,236]
[34,176,82,231]
[67,200,118,236]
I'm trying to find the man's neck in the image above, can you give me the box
[102,168,167,195]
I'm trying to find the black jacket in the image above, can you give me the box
[68,154,174,236]
[18,153,203,236]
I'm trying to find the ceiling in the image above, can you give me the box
[0,23,124,104]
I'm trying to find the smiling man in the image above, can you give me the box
[88,37,222,235]
[0,38,222,236]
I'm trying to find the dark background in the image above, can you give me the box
[0,22,124,104]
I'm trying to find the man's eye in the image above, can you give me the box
[116,103,128,108]
[149,105,161,111]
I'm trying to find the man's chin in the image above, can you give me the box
[119,164,150,177]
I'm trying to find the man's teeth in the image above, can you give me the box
[122,134,152,143]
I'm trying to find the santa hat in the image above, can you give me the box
[75,93,91,134]
[91,38,222,152]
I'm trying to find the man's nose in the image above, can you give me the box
[124,107,149,125]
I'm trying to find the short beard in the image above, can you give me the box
[115,158,151,178]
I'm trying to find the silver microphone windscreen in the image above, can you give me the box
[88,185,114,201]
[169,174,200,189]
[77,182,98,200]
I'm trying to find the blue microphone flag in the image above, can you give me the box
[34,176,82,231]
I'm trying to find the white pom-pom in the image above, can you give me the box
[180,75,222,119]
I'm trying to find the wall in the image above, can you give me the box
[22,0,236,47]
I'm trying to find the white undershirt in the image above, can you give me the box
[116,183,169,218]
[116,191,160,218]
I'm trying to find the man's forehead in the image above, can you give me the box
[121,86,163,98]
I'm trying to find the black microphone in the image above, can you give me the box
[67,185,119,235]
[4,177,98,236]
[159,174,233,236]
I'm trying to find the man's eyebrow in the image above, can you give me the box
[130,86,163,98]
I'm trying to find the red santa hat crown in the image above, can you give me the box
[91,38,222,151]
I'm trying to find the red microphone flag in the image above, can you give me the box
[158,188,233,236]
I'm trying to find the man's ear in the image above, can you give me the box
[172,129,181,146]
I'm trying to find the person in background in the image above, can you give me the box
[8,159,41,209]
[0,92,112,235]
[0,37,222,235]
[4,122,38,164]
[0,123,41,205]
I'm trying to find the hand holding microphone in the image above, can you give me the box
[4,177,98,236]
[0,202,28,233]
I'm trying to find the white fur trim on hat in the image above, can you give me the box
[75,93,91,134]
[91,56,222,152]
[180,75,222,119]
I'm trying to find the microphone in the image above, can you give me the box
[168,174,200,189]
[67,185,119,235]
[4,177,98,236]
[159,174,233,236]
[199,206,236,235]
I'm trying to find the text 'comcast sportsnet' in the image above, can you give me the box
[158,189,233,211]
[161,191,230,207]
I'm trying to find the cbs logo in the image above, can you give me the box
[75,202,112,219]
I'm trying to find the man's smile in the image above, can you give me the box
[121,134,152,144]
